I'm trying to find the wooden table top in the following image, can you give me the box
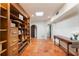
[54,35,75,44]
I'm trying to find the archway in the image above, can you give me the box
[31,25,37,38]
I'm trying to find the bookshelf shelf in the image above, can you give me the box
[0,40,7,44]
[0,5,7,11]
[18,41,28,52]
[0,49,7,55]
[0,29,7,31]
[0,15,7,19]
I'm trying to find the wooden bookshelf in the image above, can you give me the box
[0,3,8,56]
[9,3,30,55]
[0,3,30,56]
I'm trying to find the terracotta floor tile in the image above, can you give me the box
[21,39,66,56]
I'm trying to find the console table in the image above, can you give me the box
[54,35,79,56]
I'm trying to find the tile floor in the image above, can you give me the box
[21,39,66,56]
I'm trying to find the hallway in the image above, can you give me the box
[21,39,66,56]
[0,3,79,56]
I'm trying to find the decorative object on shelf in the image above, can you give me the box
[73,34,79,40]
[11,23,16,27]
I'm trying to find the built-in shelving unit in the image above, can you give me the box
[8,4,30,55]
[0,3,8,56]
[0,3,30,56]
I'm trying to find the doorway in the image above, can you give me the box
[31,25,37,38]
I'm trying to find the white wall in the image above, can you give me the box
[31,21,49,39]
[52,14,79,39]
[51,5,79,54]
[51,4,79,39]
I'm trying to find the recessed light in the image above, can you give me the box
[35,11,44,16]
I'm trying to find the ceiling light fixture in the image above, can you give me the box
[35,11,44,16]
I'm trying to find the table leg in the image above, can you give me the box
[54,37,56,45]
[59,40,60,46]
[67,44,69,56]
[76,48,78,56]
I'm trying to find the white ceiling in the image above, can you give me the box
[19,3,64,22]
